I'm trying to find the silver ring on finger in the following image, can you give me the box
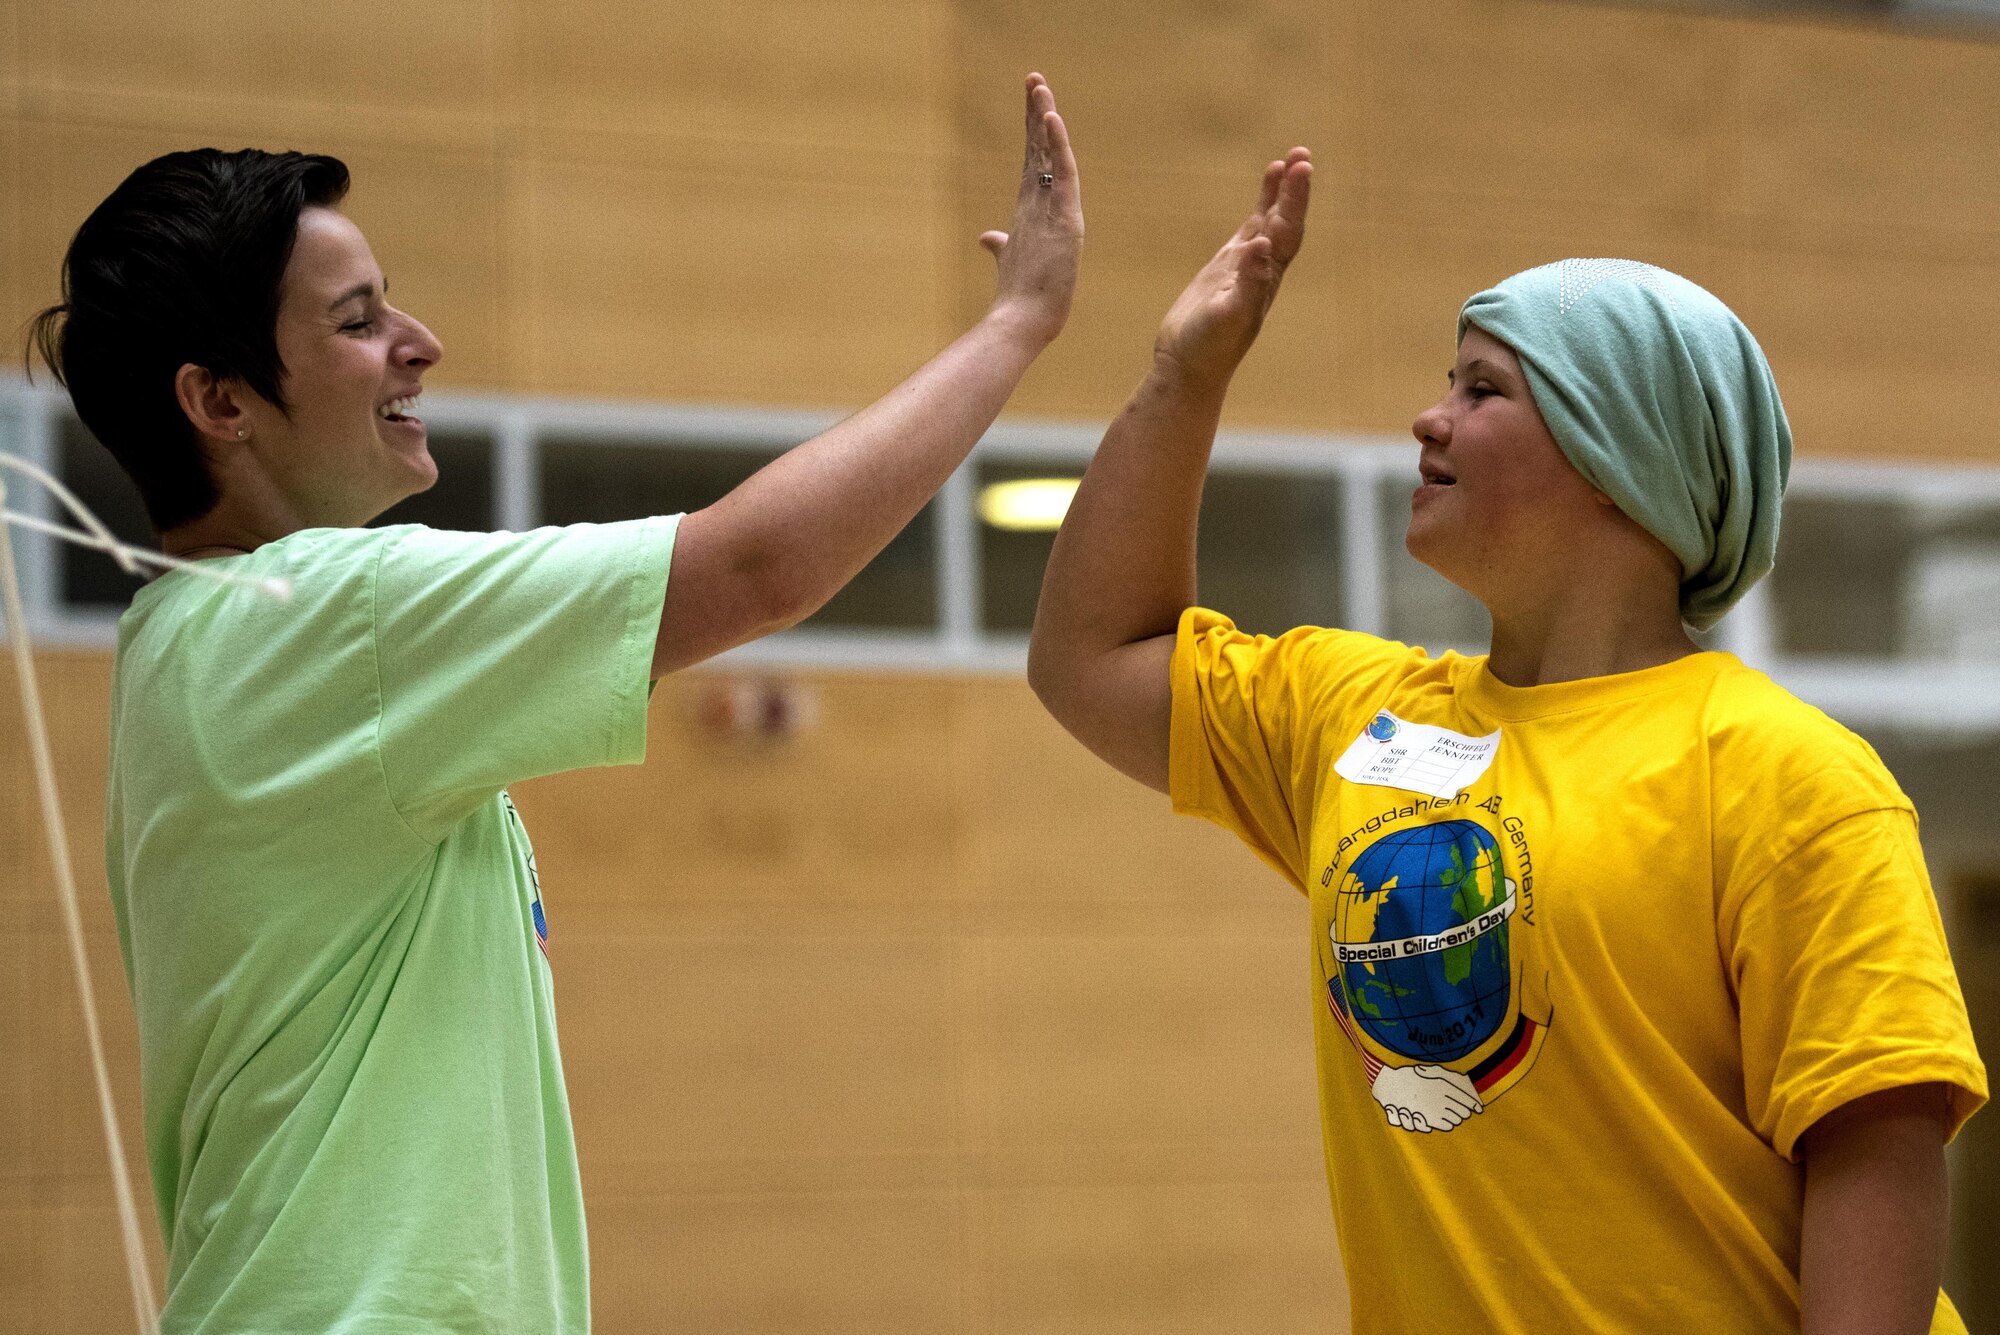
[1038,172,1054,187]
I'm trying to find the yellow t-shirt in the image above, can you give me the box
[1170,608,1988,1335]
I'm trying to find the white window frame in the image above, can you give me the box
[7,373,2000,738]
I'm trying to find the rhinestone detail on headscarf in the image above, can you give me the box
[1556,258,1682,315]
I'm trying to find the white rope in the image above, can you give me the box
[0,452,291,599]
[0,507,290,598]
[0,447,264,1335]
[0,449,145,578]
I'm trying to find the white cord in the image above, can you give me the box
[0,450,145,578]
[0,456,178,1335]
[0,507,290,599]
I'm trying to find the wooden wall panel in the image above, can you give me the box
[504,0,945,155]
[0,654,116,936]
[959,153,1360,432]
[0,915,45,1335]
[18,0,498,125]
[952,0,1336,181]
[957,929,1315,1150]
[515,131,950,404]
[953,676,1261,906]
[1714,22,2000,461]
[1351,2,1729,229]
[949,0,1345,431]
[563,925,961,1168]
[976,1178,1345,1335]
[1724,242,2000,463]
[0,0,17,89]
[944,0,2000,463]
[0,1199,39,1335]
[1731,22,2000,245]
[589,1188,963,1334]
[0,107,17,340]
[14,119,207,333]
[530,676,966,904]
[1,655,162,1334]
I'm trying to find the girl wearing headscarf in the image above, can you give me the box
[1028,149,1986,1334]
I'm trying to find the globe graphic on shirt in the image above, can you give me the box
[1333,820,1512,1063]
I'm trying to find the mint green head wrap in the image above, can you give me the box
[1457,259,1792,631]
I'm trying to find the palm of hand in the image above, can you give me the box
[1155,150,1311,386]
[982,74,1085,344]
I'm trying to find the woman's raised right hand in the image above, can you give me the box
[979,74,1085,348]
[1152,148,1311,392]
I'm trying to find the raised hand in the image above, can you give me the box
[1153,147,1311,390]
[979,73,1084,348]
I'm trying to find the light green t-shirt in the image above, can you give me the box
[105,517,678,1334]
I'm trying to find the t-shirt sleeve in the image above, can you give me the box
[371,518,679,840]
[1168,606,1418,893]
[1725,805,1989,1161]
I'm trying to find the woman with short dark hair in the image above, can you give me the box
[36,77,1082,1333]
[33,148,352,532]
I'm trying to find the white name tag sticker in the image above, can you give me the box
[1333,711,1500,799]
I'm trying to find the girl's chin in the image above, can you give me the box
[1401,523,1464,587]
[1403,514,1440,562]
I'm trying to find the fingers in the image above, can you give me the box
[1419,1063,1485,1116]
[1022,73,1054,175]
[1045,108,1078,190]
[1384,1102,1468,1133]
[1265,149,1312,263]
[1256,158,1284,215]
[1235,148,1308,248]
[1231,160,1282,243]
[1022,75,1079,215]
[1025,72,1049,144]
[1003,73,1081,240]
[1274,155,1312,225]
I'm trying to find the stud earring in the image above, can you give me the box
[236,429,247,439]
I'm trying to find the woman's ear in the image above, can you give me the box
[173,363,252,445]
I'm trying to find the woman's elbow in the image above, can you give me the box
[1025,625,1074,715]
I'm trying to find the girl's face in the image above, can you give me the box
[234,206,445,527]
[1405,325,1611,605]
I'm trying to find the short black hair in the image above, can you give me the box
[26,148,351,532]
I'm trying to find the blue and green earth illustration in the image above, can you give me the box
[1333,820,1511,1063]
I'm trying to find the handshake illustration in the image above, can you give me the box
[1372,1063,1485,1133]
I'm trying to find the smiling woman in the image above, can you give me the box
[1025,148,1989,1335]
[160,207,448,552]
[22,72,1085,1335]
[30,151,355,536]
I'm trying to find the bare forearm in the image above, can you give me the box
[1025,359,1230,789]
[651,73,1081,676]
[1026,149,1311,789]
[655,307,1051,675]
[1032,359,1225,669]
[719,307,1046,617]
[1799,1085,1951,1335]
